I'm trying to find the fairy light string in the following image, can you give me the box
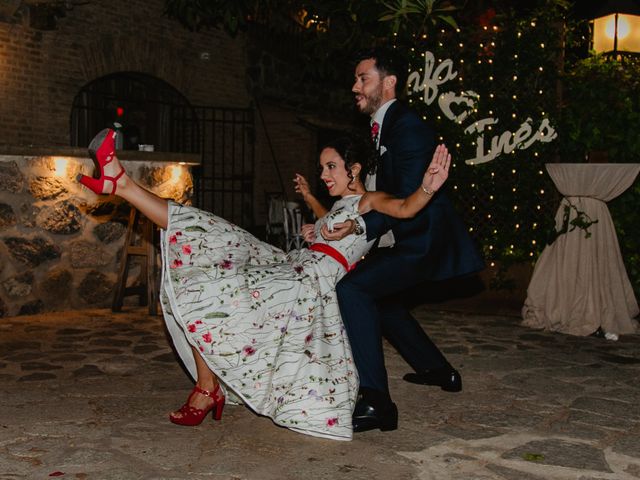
[402,6,562,284]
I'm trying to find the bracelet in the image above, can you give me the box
[421,184,434,196]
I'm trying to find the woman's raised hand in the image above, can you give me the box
[294,174,311,200]
[421,144,451,194]
[294,173,329,219]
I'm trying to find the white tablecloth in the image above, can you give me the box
[522,163,640,336]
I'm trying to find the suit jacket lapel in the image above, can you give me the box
[379,100,402,147]
[376,101,402,189]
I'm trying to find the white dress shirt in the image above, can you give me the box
[365,99,396,247]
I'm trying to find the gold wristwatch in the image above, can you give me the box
[353,219,364,235]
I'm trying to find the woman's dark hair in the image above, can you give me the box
[321,133,376,190]
[353,47,408,98]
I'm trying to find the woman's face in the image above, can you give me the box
[319,147,353,198]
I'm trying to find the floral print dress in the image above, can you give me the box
[160,195,373,441]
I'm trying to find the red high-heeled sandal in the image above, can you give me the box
[76,128,125,195]
[169,384,225,426]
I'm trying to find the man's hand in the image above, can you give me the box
[320,219,356,241]
[300,223,316,243]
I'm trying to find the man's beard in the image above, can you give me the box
[360,85,383,115]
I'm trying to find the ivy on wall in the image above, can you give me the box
[401,2,569,289]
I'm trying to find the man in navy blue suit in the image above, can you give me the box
[322,47,484,432]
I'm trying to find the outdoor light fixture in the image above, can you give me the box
[593,12,640,53]
[578,0,640,54]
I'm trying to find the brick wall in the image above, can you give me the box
[253,100,319,228]
[0,0,250,146]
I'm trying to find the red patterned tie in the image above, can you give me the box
[371,121,380,145]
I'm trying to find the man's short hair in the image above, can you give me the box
[353,47,408,97]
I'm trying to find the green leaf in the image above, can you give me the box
[185,225,207,232]
[523,453,545,462]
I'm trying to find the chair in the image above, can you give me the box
[112,207,160,315]
[265,193,285,248]
[283,201,305,252]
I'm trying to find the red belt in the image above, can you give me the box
[309,243,356,272]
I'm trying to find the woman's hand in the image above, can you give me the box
[300,223,316,243]
[294,174,311,200]
[293,173,329,219]
[421,144,451,194]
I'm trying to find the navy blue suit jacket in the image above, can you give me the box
[361,101,484,281]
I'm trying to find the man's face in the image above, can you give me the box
[352,58,385,115]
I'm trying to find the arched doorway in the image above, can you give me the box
[70,72,199,153]
[70,72,256,229]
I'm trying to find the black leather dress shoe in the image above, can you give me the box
[403,366,462,392]
[352,397,398,433]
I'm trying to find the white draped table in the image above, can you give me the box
[522,163,640,336]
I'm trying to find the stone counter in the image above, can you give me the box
[0,146,201,165]
[0,148,198,317]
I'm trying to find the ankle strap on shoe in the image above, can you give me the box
[194,385,218,399]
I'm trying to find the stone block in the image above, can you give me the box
[3,236,61,266]
[35,200,82,234]
[40,269,72,305]
[2,272,34,297]
[502,439,612,472]
[28,176,67,199]
[69,240,110,268]
[93,221,126,244]
[18,202,39,228]
[78,270,113,305]
[0,161,24,193]
[0,203,17,227]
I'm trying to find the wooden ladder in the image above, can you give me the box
[112,207,160,315]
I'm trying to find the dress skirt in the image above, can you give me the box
[159,203,358,440]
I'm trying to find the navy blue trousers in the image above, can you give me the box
[336,249,449,394]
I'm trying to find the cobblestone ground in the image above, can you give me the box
[0,307,639,480]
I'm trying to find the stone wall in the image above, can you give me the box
[0,152,194,317]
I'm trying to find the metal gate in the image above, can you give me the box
[191,107,255,229]
[167,105,256,228]
[69,72,255,229]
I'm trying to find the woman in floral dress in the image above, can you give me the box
[77,129,450,440]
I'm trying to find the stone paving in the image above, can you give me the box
[1,307,639,479]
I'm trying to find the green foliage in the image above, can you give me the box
[403,0,569,280]
[546,200,598,245]
[164,0,640,296]
[610,181,640,299]
[163,0,255,34]
[558,56,640,162]
[379,0,458,36]
[163,0,457,38]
